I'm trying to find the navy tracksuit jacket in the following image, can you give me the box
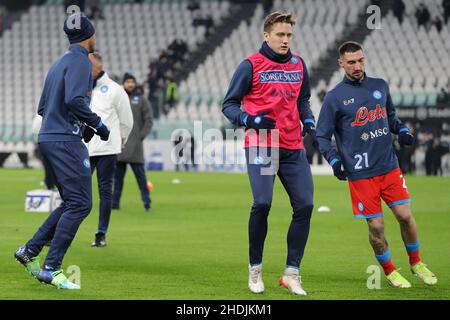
[26,44,103,270]
[316,74,407,180]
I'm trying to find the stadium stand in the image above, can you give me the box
[0,0,232,145]
[176,0,370,125]
[327,0,450,108]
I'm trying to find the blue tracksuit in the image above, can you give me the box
[316,74,407,180]
[222,43,314,269]
[26,44,103,271]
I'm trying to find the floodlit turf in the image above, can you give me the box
[0,169,449,300]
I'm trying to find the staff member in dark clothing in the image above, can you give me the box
[14,14,109,290]
[112,73,153,211]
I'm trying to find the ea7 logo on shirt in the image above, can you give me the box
[343,98,355,106]
[259,70,302,83]
[351,104,386,127]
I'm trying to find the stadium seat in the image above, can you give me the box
[402,93,416,107]
[414,93,428,107]
[360,6,449,107]
[0,1,234,142]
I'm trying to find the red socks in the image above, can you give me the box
[375,250,396,275]
[405,241,421,266]
[407,250,421,265]
[380,259,397,276]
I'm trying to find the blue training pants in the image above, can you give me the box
[246,147,314,269]
[26,141,92,270]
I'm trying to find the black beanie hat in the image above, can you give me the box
[63,13,95,44]
[123,72,137,83]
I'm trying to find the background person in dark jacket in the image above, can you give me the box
[112,73,153,211]
[415,3,431,29]
[393,0,406,24]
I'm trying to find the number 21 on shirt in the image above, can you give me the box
[354,152,368,170]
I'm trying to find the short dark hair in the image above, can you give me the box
[91,51,103,63]
[263,11,296,33]
[338,41,363,56]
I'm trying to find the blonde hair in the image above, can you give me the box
[263,11,297,33]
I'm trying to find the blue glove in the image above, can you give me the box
[398,130,414,146]
[302,122,319,148]
[82,125,95,143]
[331,160,348,181]
[96,123,110,141]
[242,111,276,130]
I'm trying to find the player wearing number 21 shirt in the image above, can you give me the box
[316,41,437,288]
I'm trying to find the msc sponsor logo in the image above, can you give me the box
[361,127,389,141]
[259,70,302,83]
[351,104,386,127]
[361,132,370,141]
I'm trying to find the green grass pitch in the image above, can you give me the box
[0,169,449,300]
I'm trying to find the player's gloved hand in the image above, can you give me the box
[243,111,276,130]
[82,125,95,143]
[398,130,414,146]
[96,123,110,141]
[302,122,319,148]
[332,160,348,181]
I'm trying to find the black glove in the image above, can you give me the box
[243,111,276,130]
[398,131,414,146]
[96,123,110,141]
[302,122,319,148]
[332,160,348,181]
[82,125,95,143]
